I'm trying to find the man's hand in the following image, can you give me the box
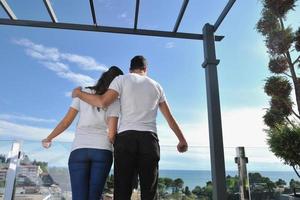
[177,140,188,153]
[72,87,82,98]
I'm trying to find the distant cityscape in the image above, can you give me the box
[0,153,71,200]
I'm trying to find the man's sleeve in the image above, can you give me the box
[106,99,120,118]
[108,76,122,95]
[70,97,80,111]
[158,84,167,103]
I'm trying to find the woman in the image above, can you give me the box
[42,66,123,200]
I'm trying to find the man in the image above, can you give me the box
[72,55,188,200]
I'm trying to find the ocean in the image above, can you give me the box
[47,167,300,192]
[159,170,300,189]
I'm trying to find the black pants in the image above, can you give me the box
[113,130,160,200]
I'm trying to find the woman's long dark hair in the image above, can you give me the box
[86,66,123,110]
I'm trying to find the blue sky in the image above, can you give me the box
[0,0,300,171]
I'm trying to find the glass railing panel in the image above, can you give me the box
[157,145,212,199]
[13,140,72,200]
[7,140,300,200]
[10,141,212,200]
[223,146,300,200]
[0,140,13,200]
[6,141,210,199]
[245,147,300,200]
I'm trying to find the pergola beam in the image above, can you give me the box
[43,0,57,23]
[214,0,236,32]
[89,0,97,25]
[134,0,140,29]
[0,0,17,20]
[173,0,189,32]
[0,18,224,41]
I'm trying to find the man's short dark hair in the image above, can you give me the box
[130,55,147,71]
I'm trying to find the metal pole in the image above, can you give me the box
[202,23,227,200]
[4,141,21,200]
[235,147,251,200]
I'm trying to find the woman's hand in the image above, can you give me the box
[42,108,78,149]
[42,138,52,149]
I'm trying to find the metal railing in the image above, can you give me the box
[0,140,299,200]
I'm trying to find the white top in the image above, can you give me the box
[109,73,166,133]
[70,88,120,152]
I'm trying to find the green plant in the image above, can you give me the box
[257,0,300,178]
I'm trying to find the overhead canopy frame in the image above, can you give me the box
[43,0,57,23]
[0,1,237,199]
[0,0,17,20]
[0,0,229,40]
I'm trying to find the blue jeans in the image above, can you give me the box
[68,148,112,200]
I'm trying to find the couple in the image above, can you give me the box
[42,55,188,200]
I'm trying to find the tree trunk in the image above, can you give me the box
[278,18,300,116]
[286,52,300,116]
[292,165,300,179]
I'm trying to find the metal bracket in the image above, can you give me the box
[202,59,220,68]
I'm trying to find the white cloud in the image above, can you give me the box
[117,12,127,19]
[13,38,107,71]
[116,11,132,25]
[0,114,56,123]
[64,91,72,97]
[0,118,73,167]
[40,61,95,86]
[0,107,289,170]
[57,70,95,86]
[0,120,74,142]
[249,38,269,63]
[14,38,60,61]
[42,61,69,72]
[13,38,100,86]
[0,140,71,168]
[158,106,268,148]
[60,53,107,71]
[165,42,175,49]
[156,106,290,170]
[158,144,290,171]
[97,0,113,9]
[25,49,51,60]
[222,107,268,147]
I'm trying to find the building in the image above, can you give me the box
[17,165,43,185]
[0,168,7,182]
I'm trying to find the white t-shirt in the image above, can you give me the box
[109,73,166,133]
[70,88,120,152]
